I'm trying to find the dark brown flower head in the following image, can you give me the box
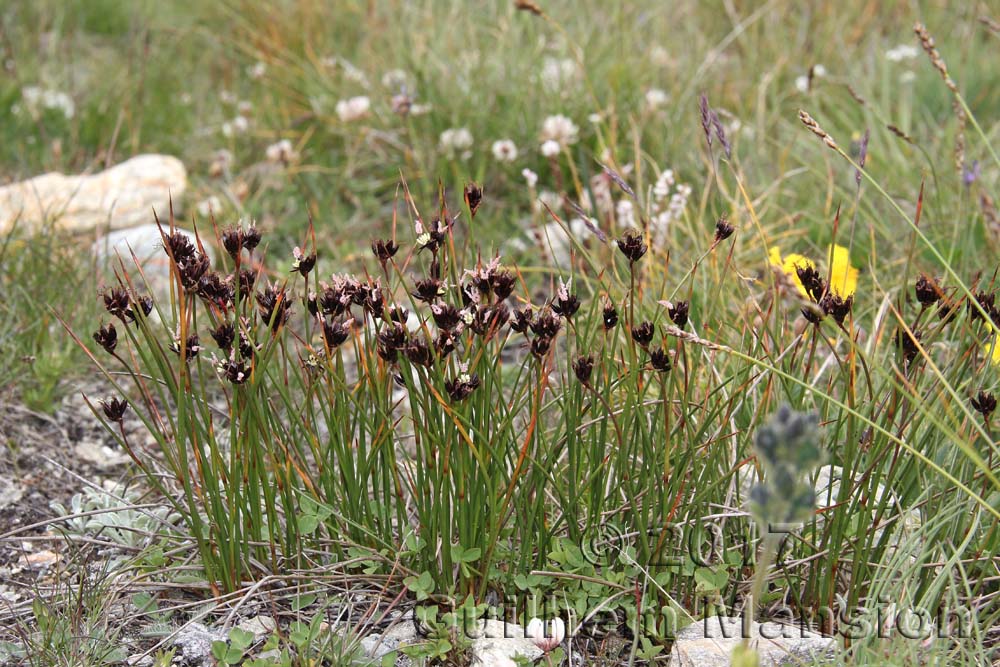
[445,370,481,402]
[631,321,655,346]
[256,283,292,332]
[415,217,448,253]
[530,335,552,358]
[163,231,197,264]
[388,304,410,325]
[291,247,316,276]
[820,293,853,325]
[371,238,399,264]
[412,277,445,303]
[130,295,154,321]
[170,333,202,360]
[464,182,483,218]
[914,275,942,307]
[241,225,262,251]
[490,270,516,301]
[650,348,672,372]
[103,287,132,322]
[971,391,997,419]
[377,323,407,363]
[197,272,234,309]
[510,306,533,334]
[100,397,128,422]
[218,356,249,384]
[795,265,825,302]
[319,275,360,316]
[573,355,594,384]
[602,300,619,330]
[471,303,509,336]
[551,279,580,319]
[529,309,561,338]
[239,328,261,360]
[432,303,462,331]
[937,299,959,324]
[714,215,734,243]
[616,230,647,264]
[93,323,118,354]
[969,291,996,322]
[668,301,689,328]
[405,337,434,367]
[178,253,211,291]
[237,268,258,299]
[307,292,319,316]
[211,322,236,350]
[321,318,351,349]
[221,227,243,258]
[896,327,921,364]
[435,330,458,358]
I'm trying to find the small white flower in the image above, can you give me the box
[537,190,562,213]
[886,44,919,62]
[247,61,267,79]
[409,103,432,116]
[540,114,579,146]
[588,112,603,124]
[650,45,672,67]
[644,88,669,110]
[196,196,222,218]
[900,71,917,83]
[221,121,233,138]
[616,199,636,228]
[491,139,518,162]
[439,127,474,153]
[795,75,810,93]
[20,86,75,119]
[653,169,675,202]
[525,617,565,653]
[522,168,538,188]
[265,139,299,165]
[812,64,828,77]
[336,96,371,122]
[237,100,253,116]
[540,139,561,158]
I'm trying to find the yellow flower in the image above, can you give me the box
[768,244,858,298]
[827,245,859,298]
[984,338,1000,366]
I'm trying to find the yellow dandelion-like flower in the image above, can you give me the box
[768,244,859,298]
[827,245,859,298]
[768,246,815,298]
[984,337,1000,366]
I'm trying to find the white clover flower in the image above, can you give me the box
[644,88,669,110]
[588,112,603,124]
[522,168,539,188]
[795,75,810,93]
[439,127,474,153]
[525,617,566,653]
[653,169,675,202]
[247,61,267,79]
[540,114,579,147]
[336,96,371,122]
[886,44,919,62]
[265,139,299,165]
[616,199,636,228]
[20,86,75,119]
[540,139,561,158]
[812,64,828,77]
[491,139,518,163]
[196,195,222,218]
[540,57,580,92]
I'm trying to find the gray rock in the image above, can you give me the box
[0,475,24,510]
[126,654,154,667]
[0,154,187,234]
[171,622,226,665]
[669,616,835,666]
[367,619,541,667]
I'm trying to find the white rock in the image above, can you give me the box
[172,622,226,665]
[0,154,187,235]
[237,614,276,639]
[669,616,835,666]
